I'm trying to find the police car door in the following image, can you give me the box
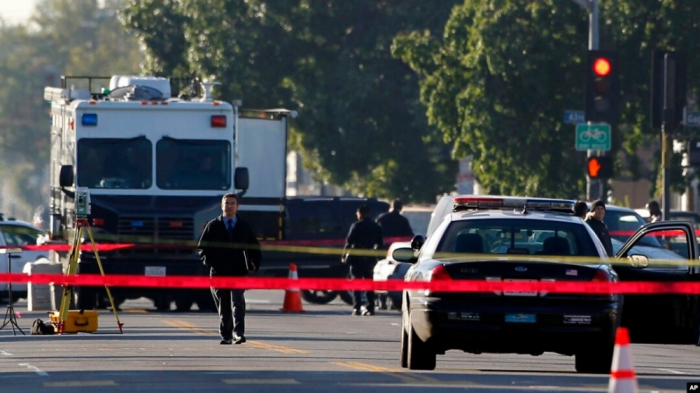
[614,221,700,344]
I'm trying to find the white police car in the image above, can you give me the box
[394,196,700,373]
[0,218,50,303]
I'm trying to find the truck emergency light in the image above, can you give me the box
[82,113,98,126]
[211,115,227,128]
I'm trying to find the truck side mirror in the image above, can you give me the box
[59,165,74,187]
[234,167,249,190]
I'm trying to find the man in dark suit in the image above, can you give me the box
[342,205,383,316]
[376,198,414,241]
[198,193,261,344]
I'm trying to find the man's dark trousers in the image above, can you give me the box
[211,287,245,340]
[350,263,375,312]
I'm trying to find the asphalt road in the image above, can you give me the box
[0,290,698,393]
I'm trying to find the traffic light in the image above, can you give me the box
[585,50,619,124]
[587,156,614,179]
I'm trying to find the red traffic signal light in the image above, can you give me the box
[593,58,611,76]
[585,50,619,124]
[587,156,614,179]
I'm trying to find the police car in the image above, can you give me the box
[0,217,50,303]
[394,196,700,373]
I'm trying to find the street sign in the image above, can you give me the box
[685,110,700,128]
[564,110,586,124]
[576,124,611,151]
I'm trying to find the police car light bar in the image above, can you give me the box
[453,196,575,213]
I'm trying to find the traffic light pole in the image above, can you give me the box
[573,0,602,200]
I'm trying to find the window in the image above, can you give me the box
[77,137,152,189]
[1,225,47,246]
[434,219,599,257]
[156,138,231,190]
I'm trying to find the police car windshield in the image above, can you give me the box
[435,219,600,257]
[156,138,231,190]
[77,137,152,189]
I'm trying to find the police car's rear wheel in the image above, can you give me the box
[407,313,436,370]
[300,290,338,304]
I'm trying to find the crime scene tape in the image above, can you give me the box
[1,273,700,294]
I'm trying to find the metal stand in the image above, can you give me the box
[0,249,25,335]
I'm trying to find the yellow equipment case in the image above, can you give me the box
[49,310,99,333]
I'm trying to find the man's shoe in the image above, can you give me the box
[362,310,375,316]
[220,339,232,345]
[234,335,246,344]
[351,309,361,316]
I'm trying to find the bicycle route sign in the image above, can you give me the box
[575,123,611,151]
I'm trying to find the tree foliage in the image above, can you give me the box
[0,0,140,220]
[394,0,700,199]
[121,0,461,202]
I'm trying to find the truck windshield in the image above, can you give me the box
[156,138,231,190]
[77,137,152,189]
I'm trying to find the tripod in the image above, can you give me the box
[1,248,25,335]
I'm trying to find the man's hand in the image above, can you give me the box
[340,257,346,264]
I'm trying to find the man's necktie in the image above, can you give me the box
[226,220,234,240]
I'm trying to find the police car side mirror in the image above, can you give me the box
[410,235,425,251]
[628,254,649,268]
[59,165,74,187]
[234,167,249,190]
[392,247,417,263]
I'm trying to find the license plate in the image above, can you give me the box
[145,266,166,277]
[505,314,536,323]
[503,279,537,296]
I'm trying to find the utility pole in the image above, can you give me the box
[573,0,601,200]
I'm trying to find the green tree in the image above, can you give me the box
[0,0,140,220]
[121,0,461,202]
[393,0,700,198]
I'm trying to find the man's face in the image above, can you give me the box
[592,206,605,221]
[222,197,239,218]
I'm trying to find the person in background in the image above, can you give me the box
[585,200,613,257]
[646,200,663,223]
[198,193,261,345]
[342,204,383,316]
[573,200,589,219]
[375,198,413,310]
[376,199,414,241]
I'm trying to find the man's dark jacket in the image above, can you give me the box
[376,211,413,238]
[343,218,383,267]
[197,215,261,277]
[585,217,613,257]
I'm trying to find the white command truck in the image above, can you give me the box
[44,75,290,311]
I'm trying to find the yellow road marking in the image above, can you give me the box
[223,379,299,384]
[331,361,439,384]
[44,381,117,387]
[160,319,308,354]
[122,308,147,314]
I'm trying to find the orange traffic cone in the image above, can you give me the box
[608,327,638,393]
[281,263,305,313]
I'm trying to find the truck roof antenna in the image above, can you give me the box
[200,81,221,102]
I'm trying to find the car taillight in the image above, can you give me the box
[591,269,614,296]
[591,270,611,282]
[429,265,452,281]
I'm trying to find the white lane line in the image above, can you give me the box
[390,323,399,326]
[18,363,49,376]
[0,351,13,356]
[658,368,686,375]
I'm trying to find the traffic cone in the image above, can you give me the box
[281,263,305,313]
[608,327,638,393]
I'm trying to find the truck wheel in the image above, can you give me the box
[154,295,171,312]
[75,287,97,310]
[196,292,216,312]
[300,290,338,304]
[175,297,194,312]
[338,290,354,305]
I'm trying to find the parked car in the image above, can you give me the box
[394,196,700,373]
[0,219,51,303]
[373,241,412,310]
